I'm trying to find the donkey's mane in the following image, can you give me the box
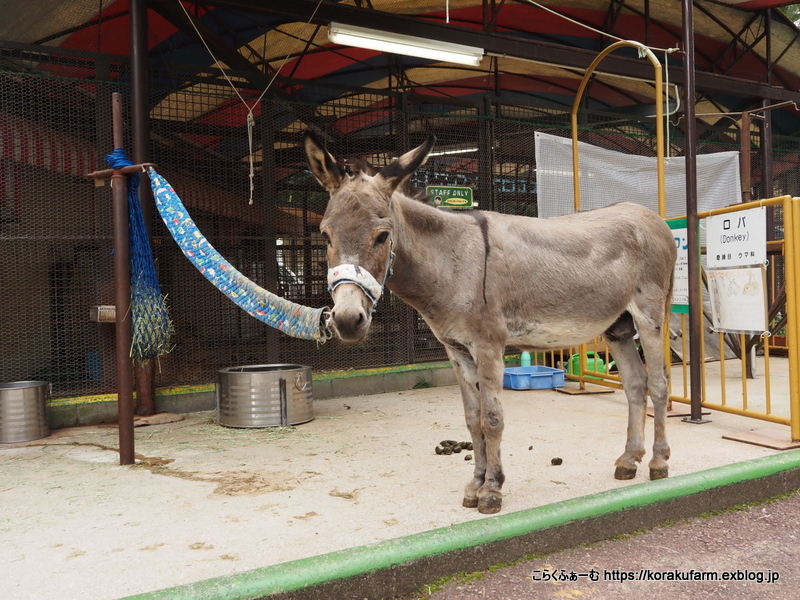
[393,187,455,234]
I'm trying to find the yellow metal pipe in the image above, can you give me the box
[569,40,667,396]
[764,334,772,415]
[668,396,791,426]
[571,40,666,216]
[698,196,788,220]
[700,295,707,403]
[740,333,748,411]
[786,197,800,440]
[681,313,688,396]
[719,331,727,407]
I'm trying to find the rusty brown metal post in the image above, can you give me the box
[682,0,708,424]
[130,0,158,416]
[111,92,135,465]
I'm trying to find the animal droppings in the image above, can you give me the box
[551,457,563,466]
[435,440,473,456]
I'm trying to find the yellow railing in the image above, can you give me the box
[534,196,800,441]
[569,39,668,386]
[562,39,800,441]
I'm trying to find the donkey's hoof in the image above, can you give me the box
[650,466,669,480]
[477,493,502,514]
[462,496,479,509]
[614,466,638,480]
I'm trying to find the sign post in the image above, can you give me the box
[706,207,768,334]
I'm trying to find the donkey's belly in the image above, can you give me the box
[507,317,613,351]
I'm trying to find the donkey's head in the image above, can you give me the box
[303,130,435,342]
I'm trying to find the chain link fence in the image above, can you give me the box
[2,41,798,400]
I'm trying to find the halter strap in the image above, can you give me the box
[327,240,395,308]
[327,264,383,305]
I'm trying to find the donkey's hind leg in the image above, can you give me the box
[635,316,671,480]
[445,345,486,509]
[606,336,649,480]
[604,312,648,480]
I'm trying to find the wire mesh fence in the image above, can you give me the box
[1,41,798,400]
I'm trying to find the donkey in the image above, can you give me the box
[304,130,677,514]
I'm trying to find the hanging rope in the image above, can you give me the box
[105,148,174,361]
[177,0,324,204]
[147,167,331,342]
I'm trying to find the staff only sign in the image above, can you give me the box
[705,207,768,334]
[426,185,474,209]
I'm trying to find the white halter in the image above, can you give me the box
[327,240,395,308]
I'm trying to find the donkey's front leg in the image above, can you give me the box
[473,345,506,514]
[445,345,486,510]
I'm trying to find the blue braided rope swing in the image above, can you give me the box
[105,148,174,361]
[146,167,330,342]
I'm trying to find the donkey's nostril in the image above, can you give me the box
[330,305,369,341]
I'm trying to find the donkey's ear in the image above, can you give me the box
[375,135,436,196]
[303,130,345,192]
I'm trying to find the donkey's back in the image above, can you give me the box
[490,202,674,281]
[448,202,676,351]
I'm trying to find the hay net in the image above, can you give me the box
[104,148,174,361]
[147,167,329,342]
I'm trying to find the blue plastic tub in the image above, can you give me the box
[503,366,565,390]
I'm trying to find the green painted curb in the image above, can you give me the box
[121,449,800,600]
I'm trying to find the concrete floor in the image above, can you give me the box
[0,359,793,600]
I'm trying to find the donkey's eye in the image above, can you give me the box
[375,231,390,246]
[322,231,332,246]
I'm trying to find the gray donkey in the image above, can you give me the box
[304,131,677,514]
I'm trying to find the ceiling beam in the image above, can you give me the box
[151,0,267,82]
[190,0,800,104]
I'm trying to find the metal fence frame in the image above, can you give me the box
[2,41,800,405]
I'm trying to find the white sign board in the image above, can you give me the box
[706,207,766,268]
[707,266,768,334]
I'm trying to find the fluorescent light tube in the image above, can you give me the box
[429,147,479,156]
[328,22,483,67]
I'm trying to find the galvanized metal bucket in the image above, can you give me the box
[216,364,313,428]
[0,380,51,443]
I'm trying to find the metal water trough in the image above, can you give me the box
[0,380,51,443]
[216,364,313,428]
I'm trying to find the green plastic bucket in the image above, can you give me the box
[567,352,606,380]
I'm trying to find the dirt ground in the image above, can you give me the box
[0,378,790,599]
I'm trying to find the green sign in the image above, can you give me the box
[667,217,689,314]
[426,186,474,209]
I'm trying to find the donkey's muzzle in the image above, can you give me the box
[329,284,372,342]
